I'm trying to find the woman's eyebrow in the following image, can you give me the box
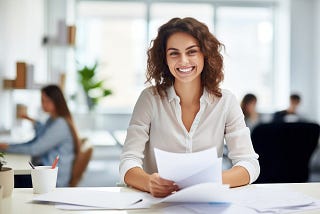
[186,45,199,50]
[167,45,199,52]
[167,47,178,52]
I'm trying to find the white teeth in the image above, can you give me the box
[178,67,193,73]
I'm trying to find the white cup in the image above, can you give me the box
[31,166,58,194]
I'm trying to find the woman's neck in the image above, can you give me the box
[174,81,203,105]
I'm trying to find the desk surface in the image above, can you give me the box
[1,131,33,175]
[2,183,320,214]
[81,130,117,146]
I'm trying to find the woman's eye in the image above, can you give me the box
[187,49,198,55]
[169,52,179,57]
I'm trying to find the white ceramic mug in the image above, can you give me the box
[31,166,58,194]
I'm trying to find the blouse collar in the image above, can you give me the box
[167,85,214,104]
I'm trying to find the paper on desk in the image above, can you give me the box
[33,188,151,209]
[39,183,319,212]
[53,182,231,210]
[228,186,316,212]
[148,182,231,204]
[154,147,222,188]
[162,203,259,214]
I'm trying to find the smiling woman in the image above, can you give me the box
[120,17,259,198]
[165,32,204,86]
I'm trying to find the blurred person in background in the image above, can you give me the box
[273,93,303,123]
[0,84,80,187]
[241,93,261,131]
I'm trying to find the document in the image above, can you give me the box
[35,183,230,210]
[33,188,151,209]
[33,183,319,212]
[229,185,316,212]
[154,147,222,188]
[145,182,230,204]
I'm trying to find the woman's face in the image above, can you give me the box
[41,92,56,115]
[166,32,204,85]
[247,101,257,114]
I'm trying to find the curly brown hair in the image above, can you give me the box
[146,17,224,97]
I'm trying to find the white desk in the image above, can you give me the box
[80,130,117,146]
[0,130,34,144]
[6,154,31,175]
[2,183,320,214]
[1,131,33,175]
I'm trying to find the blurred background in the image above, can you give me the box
[0,0,320,186]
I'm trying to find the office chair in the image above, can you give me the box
[69,138,93,187]
[251,122,320,183]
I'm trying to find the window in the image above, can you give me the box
[76,1,147,112]
[76,1,278,113]
[216,6,274,111]
[149,3,214,41]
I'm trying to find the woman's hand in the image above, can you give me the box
[18,113,35,123]
[0,143,9,150]
[147,173,179,197]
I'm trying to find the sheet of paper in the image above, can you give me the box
[33,188,150,209]
[53,183,231,210]
[165,203,259,214]
[34,184,319,212]
[154,147,221,187]
[157,182,231,203]
[228,186,316,212]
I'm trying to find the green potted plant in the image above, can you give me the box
[0,152,14,198]
[77,62,112,111]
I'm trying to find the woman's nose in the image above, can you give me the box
[180,54,189,64]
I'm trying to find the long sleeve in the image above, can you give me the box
[33,120,46,136]
[224,93,260,184]
[7,118,71,156]
[119,88,154,183]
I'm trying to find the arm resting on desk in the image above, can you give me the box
[124,167,179,198]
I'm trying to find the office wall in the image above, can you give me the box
[0,0,45,129]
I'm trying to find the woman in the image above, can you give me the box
[0,84,80,187]
[120,17,260,197]
[240,93,260,130]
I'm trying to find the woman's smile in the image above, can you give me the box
[176,66,196,74]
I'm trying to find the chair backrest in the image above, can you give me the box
[69,138,93,187]
[251,122,320,183]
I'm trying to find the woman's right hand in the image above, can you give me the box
[18,113,29,119]
[18,113,35,123]
[148,173,179,197]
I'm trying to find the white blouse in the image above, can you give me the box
[119,86,260,184]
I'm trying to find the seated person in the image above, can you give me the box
[119,17,260,198]
[0,85,81,187]
[240,93,261,131]
[273,93,303,123]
